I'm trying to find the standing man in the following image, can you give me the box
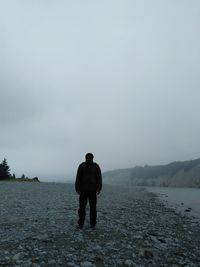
[75,153,102,229]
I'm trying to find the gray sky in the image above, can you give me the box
[1,0,200,181]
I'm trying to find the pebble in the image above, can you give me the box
[48,259,56,265]
[12,253,21,261]
[32,263,41,267]
[124,259,134,266]
[80,261,95,267]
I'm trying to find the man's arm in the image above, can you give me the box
[75,165,82,194]
[96,164,102,193]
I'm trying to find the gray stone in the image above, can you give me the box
[33,233,49,241]
[48,259,57,265]
[124,259,134,266]
[139,248,154,259]
[12,253,21,262]
[132,252,136,258]
[80,261,95,267]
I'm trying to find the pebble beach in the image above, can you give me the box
[0,182,200,267]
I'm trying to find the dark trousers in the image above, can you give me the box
[78,191,97,226]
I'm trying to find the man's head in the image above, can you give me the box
[85,153,94,165]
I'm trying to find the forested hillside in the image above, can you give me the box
[103,158,200,187]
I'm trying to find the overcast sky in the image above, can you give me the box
[1,0,200,181]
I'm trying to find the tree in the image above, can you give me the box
[0,158,11,180]
[21,174,26,179]
[0,164,3,180]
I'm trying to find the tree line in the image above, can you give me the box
[129,158,200,180]
[0,158,39,182]
[103,158,200,187]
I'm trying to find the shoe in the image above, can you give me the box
[90,225,96,230]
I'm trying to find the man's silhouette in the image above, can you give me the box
[75,153,102,229]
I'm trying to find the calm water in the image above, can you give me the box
[146,187,200,219]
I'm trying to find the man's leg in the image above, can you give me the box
[88,192,97,227]
[78,192,88,226]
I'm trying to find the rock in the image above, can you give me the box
[39,251,47,255]
[93,245,102,251]
[124,259,134,266]
[33,233,48,240]
[48,259,57,265]
[132,252,136,258]
[12,253,21,261]
[184,208,192,212]
[139,248,154,259]
[33,233,52,242]
[80,261,95,267]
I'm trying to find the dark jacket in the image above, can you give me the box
[75,162,102,192]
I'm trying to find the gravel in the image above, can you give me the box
[0,182,200,266]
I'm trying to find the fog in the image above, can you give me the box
[1,1,200,181]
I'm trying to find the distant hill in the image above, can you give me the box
[103,158,200,187]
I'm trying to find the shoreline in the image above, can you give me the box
[145,186,200,221]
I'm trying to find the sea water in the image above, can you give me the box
[146,186,200,219]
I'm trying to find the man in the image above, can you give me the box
[75,153,102,229]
